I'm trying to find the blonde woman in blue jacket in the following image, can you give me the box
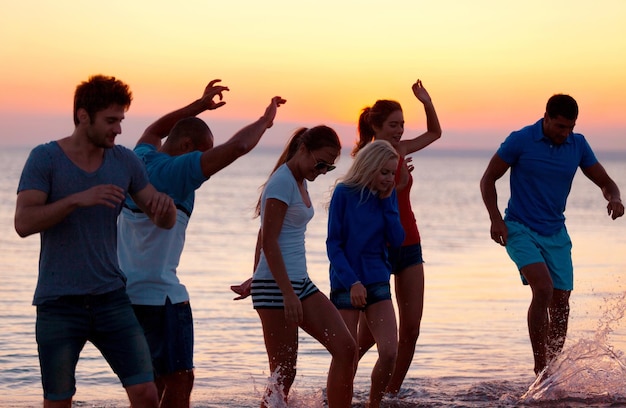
[326,140,405,408]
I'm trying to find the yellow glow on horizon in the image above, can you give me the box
[1,0,625,149]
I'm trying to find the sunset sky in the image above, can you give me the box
[1,0,625,151]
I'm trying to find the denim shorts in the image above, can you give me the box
[133,298,194,377]
[331,282,392,310]
[505,220,574,291]
[36,288,154,401]
[388,243,424,274]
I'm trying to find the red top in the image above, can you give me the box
[395,156,421,246]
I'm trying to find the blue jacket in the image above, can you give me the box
[327,183,405,291]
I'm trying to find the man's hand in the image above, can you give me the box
[78,184,126,208]
[262,96,287,128]
[200,79,230,110]
[608,198,624,220]
[490,218,508,246]
[145,191,176,217]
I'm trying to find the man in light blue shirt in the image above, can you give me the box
[480,94,623,376]
[117,79,285,407]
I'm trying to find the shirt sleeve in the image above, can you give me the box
[135,143,206,200]
[123,147,150,196]
[17,144,52,195]
[263,167,294,206]
[326,184,360,289]
[496,130,523,166]
[578,135,598,169]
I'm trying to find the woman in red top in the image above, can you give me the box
[352,79,442,395]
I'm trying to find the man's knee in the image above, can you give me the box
[522,263,554,296]
[125,381,159,407]
[43,398,72,408]
[161,369,195,391]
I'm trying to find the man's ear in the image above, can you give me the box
[77,108,90,124]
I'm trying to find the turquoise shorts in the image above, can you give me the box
[504,220,573,291]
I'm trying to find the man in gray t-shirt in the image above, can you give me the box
[15,75,176,408]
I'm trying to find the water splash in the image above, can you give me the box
[253,368,325,408]
[520,292,626,403]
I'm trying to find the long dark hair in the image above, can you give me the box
[353,99,402,157]
[254,125,341,217]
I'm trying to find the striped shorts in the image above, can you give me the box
[251,277,320,309]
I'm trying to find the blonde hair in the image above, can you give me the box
[339,139,398,198]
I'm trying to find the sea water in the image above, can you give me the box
[1,146,625,407]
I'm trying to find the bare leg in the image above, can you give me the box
[156,376,166,402]
[387,264,424,394]
[520,262,554,375]
[125,381,159,408]
[158,369,195,408]
[363,300,397,408]
[547,289,571,362]
[339,309,361,378]
[301,293,356,408]
[44,399,72,408]
[257,309,298,408]
[357,312,375,359]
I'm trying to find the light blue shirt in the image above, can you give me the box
[117,143,208,305]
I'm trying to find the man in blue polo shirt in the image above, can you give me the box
[117,79,285,408]
[480,94,623,376]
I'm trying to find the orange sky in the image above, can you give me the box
[1,0,625,151]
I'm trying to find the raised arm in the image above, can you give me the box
[398,79,442,156]
[137,79,230,148]
[15,184,126,238]
[199,96,286,178]
[581,162,624,220]
[480,153,511,245]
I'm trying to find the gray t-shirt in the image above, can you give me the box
[17,141,149,305]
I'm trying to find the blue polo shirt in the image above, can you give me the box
[498,119,598,236]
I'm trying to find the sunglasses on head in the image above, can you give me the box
[311,152,336,172]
